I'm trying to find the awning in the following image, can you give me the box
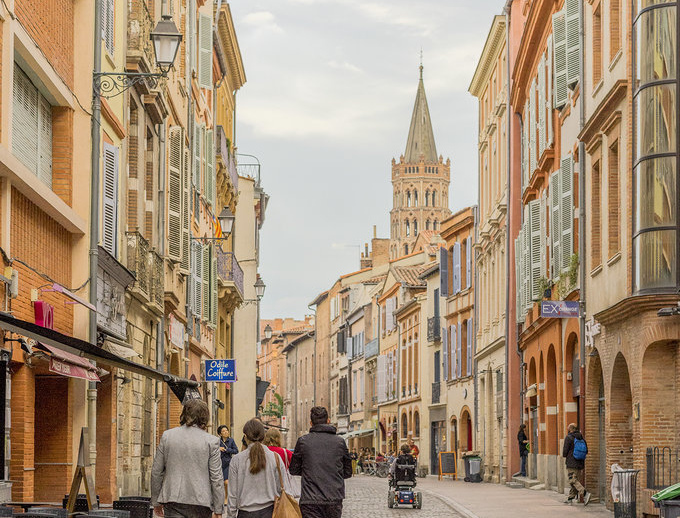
[342,428,375,440]
[103,336,141,359]
[35,343,100,382]
[0,312,199,401]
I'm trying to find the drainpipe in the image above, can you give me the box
[577,0,587,433]
[88,0,103,479]
[156,120,167,431]
[308,302,317,406]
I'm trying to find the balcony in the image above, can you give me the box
[217,248,244,310]
[216,125,239,198]
[432,382,441,404]
[126,231,150,299]
[150,250,164,313]
[338,404,348,416]
[427,316,441,342]
[365,338,379,359]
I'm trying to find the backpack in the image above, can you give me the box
[573,438,588,460]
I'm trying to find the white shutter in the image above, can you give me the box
[189,0,196,75]
[522,100,529,189]
[550,171,562,279]
[377,355,386,403]
[540,190,548,279]
[466,236,472,288]
[181,146,191,271]
[561,156,574,272]
[202,244,210,319]
[529,79,536,175]
[103,0,114,55]
[167,127,183,262]
[102,143,119,257]
[565,0,580,87]
[456,324,462,378]
[198,12,213,89]
[538,55,546,156]
[546,35,554,146]
[385,299,392,331]
[523,208,531,311]
[515,236,522,321]
[205,128,215,207]
[12,64,39,175]
[450,325,456,380]
[388,351,394,398]
[193,121,201,188]
[38,95,52,188]
[529,199,542,300]
[200,124,206,195]
[552,11,568,108]
[453,242,461,293]
[442,326,448,381]
[192,242,201,313]
[466,318,473,377]
[211,245,217,324]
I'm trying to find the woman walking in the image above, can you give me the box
[518,423,529,477]
[263,427,293,467]
[226,419,282,518]
[218,425,239,495]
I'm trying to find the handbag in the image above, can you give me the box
[273,455,302,518]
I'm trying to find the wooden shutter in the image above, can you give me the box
[561,156,574,272]
[450,325,456,380]
[466,236,472,288]
[102,142,119,257]
[538,55,546,156]
[540,190,548,279]
[523,208,531,311]
[104,0,114,55]
[529,79,536,175]
[189,0,197,75]
[456,324,462,378]
[453,242,461,294]
[181,146,191,271]
[515,235,522,321]
[550,171,561,279]
[529,199,542,300]
[198,12,213,89]
[591,159,602,268]
[546,35,554,145]
[442,326,448,381]
[608,141,620,256]
[200,124,206,195]
[202,243,210,319]
[466,318,473,377]
[522,100,529,189]
[12,64,39,175]
[193,121,201,188]
[610,0,621,60]
[440,247,449,297]
[552,11,568,108]
[211,245,217,324]
[205,128,215,207]
[167,126,183,262]
[377,355,386,402]
[388,351,393,397]
[38,95,52,188]
[566,0,580,86]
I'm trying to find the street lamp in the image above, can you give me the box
[94,15,182,99]
[254,277,266,300]
[218,207,235,236]
[264,324,273,340]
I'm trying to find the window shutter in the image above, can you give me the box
[440,247,449,297]
[561,156,574,272]
[189,0,197,74]
[388,351,393,397]
[529,199,542,300]
[200,124,206,195]
[523,208,531,311]
[377,355,386,402]
[515,235,522,321]
[546,35,554,145]
[442,326,448,381]
[453,242,461,294]
[466,318,473,377]
[12,64,39,175]
[202,244,210,319]
[538,56,546,156]
[552,11,568,108]
[523,100,529,190]
[167,127,183,262]
[102,142,119,257]
[450,325,456,380]
[192,242,201,313]
[198,12,213,90]
[565,0,580,87]
[181,146,191,271]
[550,171,562,279]
[540,190,548,279]
[193,121,201,188]
[211,246,217,324]
[529,79,536,176]
[205,128,215,207]
[466,236,472,288]
[38,94,52,188]
[456,325,462,378]
[104,0,114,55]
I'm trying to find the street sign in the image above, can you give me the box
[540,300,579,318]
[204,359,236,382]
[281,415,287,429]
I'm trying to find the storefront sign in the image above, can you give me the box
[49,357,100,382]
[204,359,236,382]
[169,314,185,349]
[34,301,54,329]
[540,300,579,318]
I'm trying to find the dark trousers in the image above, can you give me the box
[237,505,274,518]
[300,503,342,518]
[163,503,213,518]
[520,454,527,476]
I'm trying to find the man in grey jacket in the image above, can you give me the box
[152,399,224,518]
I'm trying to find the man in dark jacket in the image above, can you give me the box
[563,423,591,505]
[290,406,352,518]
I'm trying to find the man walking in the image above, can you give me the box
[289,406,352,518]
[563,423,591,505]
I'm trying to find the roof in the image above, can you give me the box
[469,15,506,96]
[282,331,315,353]
[281,324,314,335]
[404,66,438,163]
[393,265,428,288]
[418,261,439,279]
[363,274,387,285]
[309,290,329,306]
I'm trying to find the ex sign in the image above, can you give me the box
[540,300,580,318]
[204,359,236,382]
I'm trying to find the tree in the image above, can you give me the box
[261,392,283,418]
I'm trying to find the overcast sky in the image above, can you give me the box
[229,0,503,320]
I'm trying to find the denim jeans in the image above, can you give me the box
[520,454,527,476]
[163,503,213,518]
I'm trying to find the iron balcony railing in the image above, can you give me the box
[151,250,163,309]
[216,248,244,298]
[646,447,679,490]
[365,338,379,359]
[427,316,441,342]
[432,382,441,404]
[216,125,239,192]
[237,163,260,185]
[126,231,150,297]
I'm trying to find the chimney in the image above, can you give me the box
[373,225,377,238]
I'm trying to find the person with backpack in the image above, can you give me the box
[563,423,591,505]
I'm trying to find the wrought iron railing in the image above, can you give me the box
[126,231,150,297]
[432,381,441,404]
[216,126,239,192]
[237,163,260,184]
[151,251,163,308]
[646,447,679,490]
[365,338,379,359]
[428,316,441,342]
[216,248,244,298]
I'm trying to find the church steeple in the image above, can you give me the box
[404,66,438,163]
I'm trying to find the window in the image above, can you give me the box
[401,413,408,438]
[433,220,438,231]
[406,220,410,237]
[610,0,621,60]
[432,191,437,207]
[425,190,430,206]
[608,140,620,257]
[404,244,409,256]
[413,219,418,235]
[593,4,602,85]
[413,411,420,438]
[591,158,602,268]
[414,190,418,207]
[12,63,52,188]
[407,191,411,207]
[426,219,430,230]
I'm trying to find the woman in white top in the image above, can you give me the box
[227,419,282,518]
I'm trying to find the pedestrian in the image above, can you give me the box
[407,437,419,462]
[289,406,352,518]
[218,425,240,496]
[350,449,358,475]
[151,399,224,518]
[517,423,529,477]
[227,418,284,518]
[563,423,591,505]
[263,427,293,467]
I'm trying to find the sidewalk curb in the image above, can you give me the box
[422,488,479,518]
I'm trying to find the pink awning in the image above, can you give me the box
[36,343,100,382]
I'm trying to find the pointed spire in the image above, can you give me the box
[404,63,438,163]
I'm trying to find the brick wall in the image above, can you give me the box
[51,107,74,207]
[9,365,35,500]
[97,375,117,503]
[15,0,73,89]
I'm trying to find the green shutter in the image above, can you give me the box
[560,156,574,272]
[202,243,210,320]
[200,124,206,196]
[193,120,200,188]
[550,170,561,279]
[211,246,217,325]
[529,199,542,300]
[565,0,580,87]
[205,128,214,207]
[552,11,568,108]
[181,145,191,271]
[167,126,183,262]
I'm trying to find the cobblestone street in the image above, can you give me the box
[342,476,463,517]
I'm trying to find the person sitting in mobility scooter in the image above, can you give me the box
[388,444,422,509]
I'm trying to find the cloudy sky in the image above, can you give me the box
[229,0,503,320]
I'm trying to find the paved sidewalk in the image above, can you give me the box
[417,476,614,518]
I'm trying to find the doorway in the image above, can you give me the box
[530,406,538,479]
[598,377,606,502]
[431,420,446,475]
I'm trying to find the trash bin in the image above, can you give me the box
[611,468,639,518]
[463,455,482,483]
[652,481,680,518]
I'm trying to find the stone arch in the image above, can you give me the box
[538,352,545,454]
[609,353,633,470]
[585,350,606,502]
[460,406,473,452]
[564,332,580,431]
[545,345,558,456]
[401,412,408,439]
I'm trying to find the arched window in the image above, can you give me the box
[407,191,411,207]
[434,220,438,230]
[413,219,418,235]
[402,413,408,438]
[414,190,418,207]
[432,190,437,207]
[425,190,430,207]
[405,220,410,237]
[426,219,430,230]
[404,244,409,256]
[414,411,420,438]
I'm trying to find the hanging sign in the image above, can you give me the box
[540,300,579,318]
[204,359,236,382]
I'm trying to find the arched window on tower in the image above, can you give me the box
[413,219,418,235]
[414,190,418,207]
[425,190,430,206]
[405,220,410,237]
[404,244,409,256]
[432,190,437,207]
[407,191,411,207]
[426,219,430,230]
[433,219,438,230]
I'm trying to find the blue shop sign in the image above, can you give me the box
[540,300,579,318]
[204,359,236,382]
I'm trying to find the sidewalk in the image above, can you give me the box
[417,476,614,518]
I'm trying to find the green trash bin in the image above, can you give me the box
[653,482,680,518]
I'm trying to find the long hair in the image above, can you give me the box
[179,399,209,430]
[263,427,282,447]
[243,419,267,474]
[519,423,526,433]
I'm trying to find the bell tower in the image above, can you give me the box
[389,65,451,259]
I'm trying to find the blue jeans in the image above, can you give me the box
[520,454,527,476]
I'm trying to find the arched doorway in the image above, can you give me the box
[609,353,633,484]
[538,353,545,456]
[546,346,558,456]
[586,351,606,502]
[528,357,538,477]
[461,408,473,452]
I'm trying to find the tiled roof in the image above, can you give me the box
[363,274,387,285]
[393,265,428,287]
